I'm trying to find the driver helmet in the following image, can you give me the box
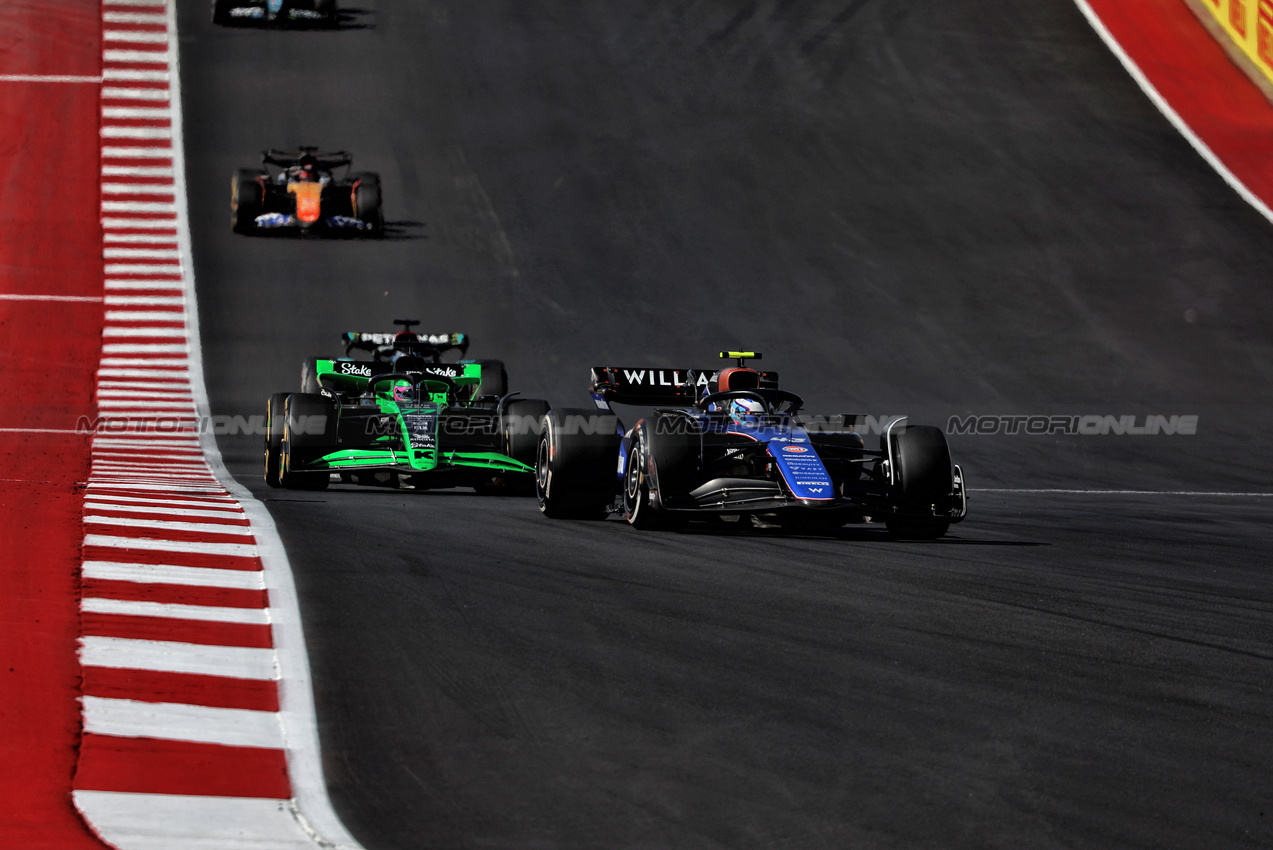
[728,397,764,425]
[296,155,318,181]
[392,380,414,402]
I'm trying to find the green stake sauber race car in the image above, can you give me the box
[264,320,549,492]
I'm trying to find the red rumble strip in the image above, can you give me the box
[1077,0,1273,217]
[0,0,111,847]
[69,2,363,847]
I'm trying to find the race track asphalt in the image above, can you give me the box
[177,1,1273,847]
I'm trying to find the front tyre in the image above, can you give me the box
[884,424,954,540]
[278,394,333,490]
[502,398,550,466]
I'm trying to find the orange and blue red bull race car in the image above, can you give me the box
[230,147,382,237]
[534,352,968,539]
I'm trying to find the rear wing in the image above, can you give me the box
[342,331,469,360]
[317,359,480,388]
[262,148,352,170]
[590,366,779,406]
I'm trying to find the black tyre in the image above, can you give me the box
[231,169,263,233]
[211,0,235,24]
[503,398,550,466]
[279,394,336,490]
[264,392,287,488]
[473,360,508,400]
[352,173,383,235]
[300,357,323,394]
[536,408,619,519]
[884,424,953,540]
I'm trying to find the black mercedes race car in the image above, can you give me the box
[212,0,337,26]
[534,352,968,539]
[230,148,382,237]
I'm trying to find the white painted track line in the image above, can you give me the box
[82,561,264,590]
[82,697,285,749]
[80,636,279,680]
[85,504,247,520]
[83,535,258,558]
[82,598,270,624]
[73,792,319,850]
[86,482,226,494]
[85,516,254,535]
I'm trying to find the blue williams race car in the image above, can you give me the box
[534,352,967,539]
[212,0,336,26]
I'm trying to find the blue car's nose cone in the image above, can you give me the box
[768,438,835,501]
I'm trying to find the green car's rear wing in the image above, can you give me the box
[316,359,482,393]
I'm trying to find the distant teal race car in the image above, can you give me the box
[265,321,549,493]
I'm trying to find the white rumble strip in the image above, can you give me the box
[72,2,365,849]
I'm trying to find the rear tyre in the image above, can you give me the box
[279,394,335,490]
[884,424,953,540]
[502,398,549,466]
[536,408,619,519]
[264,392,287,488]
[352,173,383,236]
[231,169,263,233]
